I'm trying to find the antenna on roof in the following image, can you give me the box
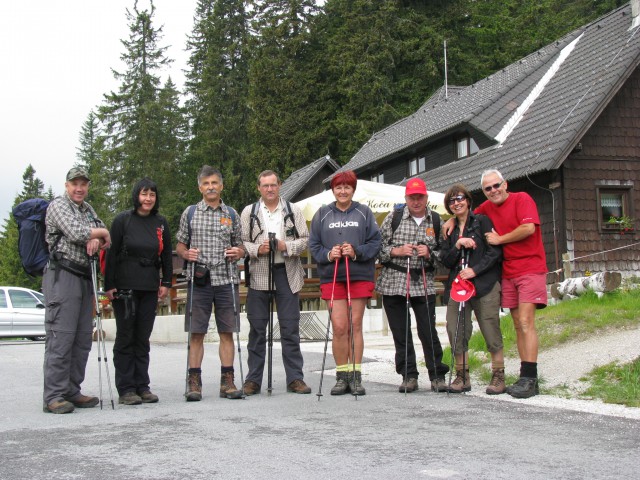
[444,40,448,98]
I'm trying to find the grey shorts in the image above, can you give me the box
[446,281,503,354]
[184,282,239,334]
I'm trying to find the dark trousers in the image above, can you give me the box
[112,290,158,395]
[383,294,449,380]
[246,266,304,386]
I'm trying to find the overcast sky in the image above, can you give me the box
[0,0,197,225]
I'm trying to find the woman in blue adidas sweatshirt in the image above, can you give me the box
[309,170,381,396]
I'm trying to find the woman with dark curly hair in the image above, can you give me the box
[104,178,173,405]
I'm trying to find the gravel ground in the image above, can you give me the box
[303,323,640,420]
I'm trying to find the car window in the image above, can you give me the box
[0,291,6,308]
[8,290,41,309]
[33,291,45,304]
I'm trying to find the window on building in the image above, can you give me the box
[408,156,426,176]
[370,172,384,183]
[597,187,633,232]
[457,136,479,159]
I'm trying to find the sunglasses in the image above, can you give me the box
[448,194,467,205]
[484,181,504,193]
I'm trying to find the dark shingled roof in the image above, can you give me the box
[339,4,640,192]
[280,155,340,201]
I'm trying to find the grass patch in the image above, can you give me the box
[580,357,640,408]
[486,289,640,358]
[439,288,640,402]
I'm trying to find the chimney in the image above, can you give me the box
[632,0,640,30]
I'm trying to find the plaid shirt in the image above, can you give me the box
[176,200,243,286]
[240,198,309,292]
[45,193,105,267]
[375,206,441,296]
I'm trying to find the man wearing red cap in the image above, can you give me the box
[376,178,449,393]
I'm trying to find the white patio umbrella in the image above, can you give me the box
[294,179,447,222]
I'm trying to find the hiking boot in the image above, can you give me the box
[243,380,261,396]
[185,372,202,402]
[507,377,539,399]
[448,370,471,393]
[119,391,142,405]
[349,371,366,396]
[430,376,448,393]
[43,400,75,414]
[330,371,351,395]
[220,371,243,399]
[399,377,419,393]
[486,369,506,395]
[65,394,99,408]
[287,379,312,394]
[139,391,159,403]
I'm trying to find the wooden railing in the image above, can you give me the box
[102,258,447,318]
[161,263,447,316]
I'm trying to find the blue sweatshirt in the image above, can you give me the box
[309,201,381,284]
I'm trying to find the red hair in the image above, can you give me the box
[330,170,357,190]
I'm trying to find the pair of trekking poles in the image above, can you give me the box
[317,248,357,401]
[401,248,439,396]
[89,255,116,410]
[448,248,471,393]
[184,251,247,399]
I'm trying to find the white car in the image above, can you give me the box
[0,287,46,341]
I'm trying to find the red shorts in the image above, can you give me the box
[501,273,548,309]
[320,281,375,300]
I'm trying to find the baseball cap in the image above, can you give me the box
[405,178,427,196]
[450,276,476,302]
[66,167,90,182]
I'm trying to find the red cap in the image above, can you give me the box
[405,178,427,196]
[450,276,476,302]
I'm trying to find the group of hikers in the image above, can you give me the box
[41,164,547,414]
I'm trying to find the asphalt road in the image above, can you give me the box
[1,339,638,480]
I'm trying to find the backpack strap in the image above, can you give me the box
[431,210,441,244]
[283,200,299,239]
[388,204,405,243]
[249,201,261,243]
[186,205,197,248]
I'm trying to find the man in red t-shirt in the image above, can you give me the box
[475,169,547,398]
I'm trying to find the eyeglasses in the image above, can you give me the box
[483,181,504,193]
[448,195,466,205]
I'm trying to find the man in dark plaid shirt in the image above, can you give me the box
[375,178,449,393]
[42,167,111,414]
[176,166,246,401]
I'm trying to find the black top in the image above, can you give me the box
[104,210,173,292]
[440,212,502,300]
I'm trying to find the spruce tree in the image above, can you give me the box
[246,0,322,195]
[98,0,181,220]
[184,0,251,208]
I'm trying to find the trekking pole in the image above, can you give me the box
[403,255,411,396]
[420,256,438,392]
[227,257,246,399]
[184,262,194,397]
[448,248,467,394]
[267,232,276,396]
[344,253,357,401]
[317,257,339,400]
[461,249,470,386]
[90,256,115,410]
